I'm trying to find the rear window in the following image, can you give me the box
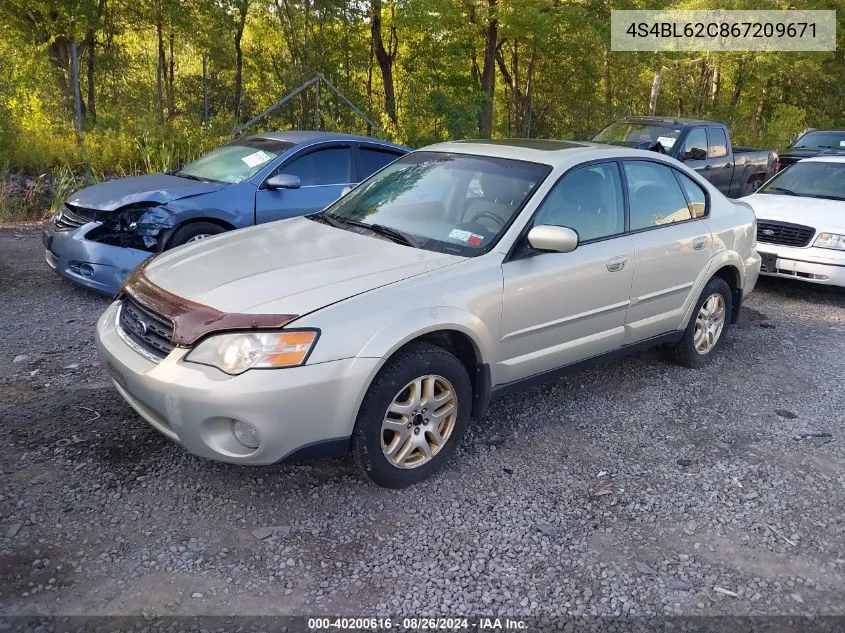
[792,131,845,150]
[593,121,681,151]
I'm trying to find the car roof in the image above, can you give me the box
[615,116,720,126]
[246,130,407,150]
[419,138,675,167]
[801,156,845,164]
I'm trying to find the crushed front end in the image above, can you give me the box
[43,202,177,296]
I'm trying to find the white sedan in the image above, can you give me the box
[740,156,845,287]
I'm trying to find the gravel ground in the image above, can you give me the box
[1,225,844,621]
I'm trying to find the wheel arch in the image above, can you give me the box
[357,315,495,424]
[711,264,742,324]
[163,216,237,249]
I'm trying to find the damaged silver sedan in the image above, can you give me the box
[43,131,408,295]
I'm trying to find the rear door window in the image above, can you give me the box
[675,171,708,218]
[708,128,728,158]
[281,147,352,186]
[359,147,403,180]
[623,161,694,230]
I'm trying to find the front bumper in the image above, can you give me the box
[94,302,383,465]
[756,243,845,287]
[43,222,151,296]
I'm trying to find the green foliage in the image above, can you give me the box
[1,0,844,222]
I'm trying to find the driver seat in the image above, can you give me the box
[462,172,525,228]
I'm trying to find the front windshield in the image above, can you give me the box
[177,138,294,184]
[792,131,845,150]
[321,151,551,256]
[758,161,845,201]
[593,122,681,151]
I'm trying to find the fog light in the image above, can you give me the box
[232,420,260,449]
[79,263,95,278]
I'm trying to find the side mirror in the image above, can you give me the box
[527,225,579,253]
[265,173,301,190]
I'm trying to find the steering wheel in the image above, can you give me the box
[468,211,506,230]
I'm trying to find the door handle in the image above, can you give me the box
[692,236,708,251]
[606,255,627,272]
[702,165,712,171]
[725,163,733,168]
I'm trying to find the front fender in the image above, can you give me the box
[357,306,497,366]
[163,184,257,229]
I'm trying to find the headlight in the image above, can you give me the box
[185,330,319,375]
[813,232,845,251]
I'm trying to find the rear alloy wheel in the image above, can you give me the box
[693,293,726,355]
[671,276,733,368]
[352,342,472,488]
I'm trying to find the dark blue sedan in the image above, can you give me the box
[43,131,409,295]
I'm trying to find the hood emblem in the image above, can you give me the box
[134,319,149,336]
[762,229,775,236]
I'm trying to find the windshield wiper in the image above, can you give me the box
[803,194,845,201]
[176,172,215,183]
[766,186,798,196]
[327,216,418,247]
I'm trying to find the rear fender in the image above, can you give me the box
[679,250,745,328]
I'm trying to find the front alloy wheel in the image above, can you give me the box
[352,342,472,488]
[381,375,458,469]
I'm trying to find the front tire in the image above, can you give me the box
[351,342,472,488]
[671,277,733,368]
[167,221,226,248]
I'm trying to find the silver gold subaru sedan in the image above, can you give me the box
[95,140,760,488]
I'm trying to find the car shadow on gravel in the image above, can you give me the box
[1,384,173,488]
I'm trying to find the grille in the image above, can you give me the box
[118,298,175,360]
[756,221,815,247]
[52,204,96,231]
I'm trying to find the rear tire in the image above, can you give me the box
[351,342,472,488]
[671,277,733,369]
[167,221,226,248]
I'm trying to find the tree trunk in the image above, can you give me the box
[156,21,165,123]
[70,38,83,144]
[84,29,96,123]
[370,0,397,124]
[603,47,612,113]
[755,79,771,134]
[521,44,536,137]
[233,2,248,121]
[478,0,498,138]
[366,36,374,135]
[168,31,175,115]
[648,70,662,116]
[731,57,746,108]
[710,65,720,106]
[202,54,209,125]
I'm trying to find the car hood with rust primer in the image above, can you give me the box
[142,217,464,317]
[67,173,225,212]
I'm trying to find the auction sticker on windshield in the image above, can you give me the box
[448,229,485,246]
[241,150,273,168]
